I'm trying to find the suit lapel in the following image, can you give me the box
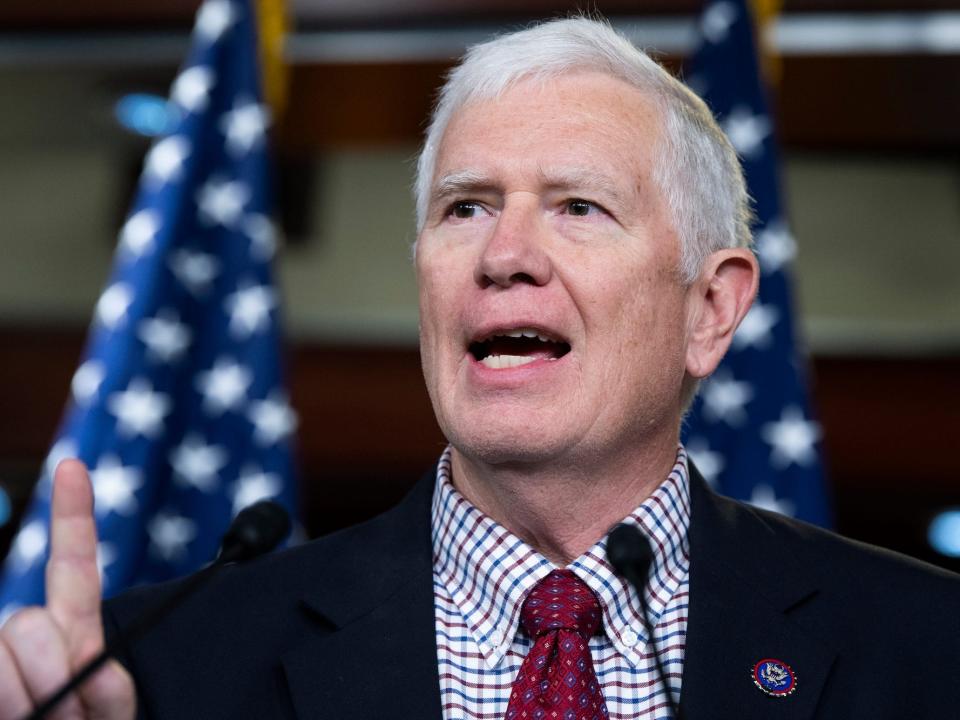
[281,474,443,720]
[679,466,837,720]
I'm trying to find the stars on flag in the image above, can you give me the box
[43,439,78,484]
[96,283,134,330]
[231,465,282,515]
[143,135,192,187]
[243,214,278,261]
[682,0,829,527]
[169,248,220,296]
[71,360,106,406]
[732,302,780,350]
[248,393,298,446]
[107,378,172,439]
[7,520,47,572]
[197,176,250,228]
[225,283,278,338]
[0,0,297,614]
[196,356,252,415]
[90,456,143,517]
[700,1,738,44]
[748,485,796,517]
[148,512,198,562]
[755,219,798,274]
[761,406,823,469]
[119,209,161,258]
[138,309,192,364]
[685,437,725,487]
[171,65,215,114]
[96,542,118,589]
[220,98,270,157]
[170,434,228,492]
[195,0,239,43]
[721,105,772,159]
[701,371,754,426]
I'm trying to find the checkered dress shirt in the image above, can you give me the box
[431,445,692,719]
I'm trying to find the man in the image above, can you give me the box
[1,17,957,720]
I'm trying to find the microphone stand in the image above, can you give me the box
[606,523,682,720]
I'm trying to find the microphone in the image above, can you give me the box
[606,524,681,720]
[24,500,291,720]
[218,499,293,564]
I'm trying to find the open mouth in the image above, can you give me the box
[468,328,571,369]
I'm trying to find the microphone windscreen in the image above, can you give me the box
[219,500,292,564]
[606,523,654,580]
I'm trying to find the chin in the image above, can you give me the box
[443,406,575,468]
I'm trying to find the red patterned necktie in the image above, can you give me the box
[504,569,610,720]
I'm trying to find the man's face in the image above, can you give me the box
[416,71,695,468]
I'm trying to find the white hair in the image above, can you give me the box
[414,17,753,282]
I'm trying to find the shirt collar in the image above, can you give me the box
[430,445,692,669]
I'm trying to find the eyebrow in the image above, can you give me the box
[535,166,633,211]
[429,170,497,206]
[428,166,635,213]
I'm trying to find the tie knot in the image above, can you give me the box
[519,569,603,640]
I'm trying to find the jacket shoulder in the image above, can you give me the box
[104,472,438,719]
[738,494,957,590]
[108,470,436,626]
[705,489,960,647]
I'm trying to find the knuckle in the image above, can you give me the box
[86,659,136,704]
[2,606,49,638]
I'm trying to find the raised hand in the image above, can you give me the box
[0,460,135,720]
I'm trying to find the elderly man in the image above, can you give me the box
[1,17,957,720]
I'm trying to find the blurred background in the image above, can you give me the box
[0,0,958,573]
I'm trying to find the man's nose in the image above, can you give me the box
[475,199,553,289]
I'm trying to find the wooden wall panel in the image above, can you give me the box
[778,55,960,150]
[276,54,960,151]
[279,63,448,150]
[814,356,960,490]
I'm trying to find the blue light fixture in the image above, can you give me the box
[928,508,960,558]
[0,487,10,528]
[114,93,177,137]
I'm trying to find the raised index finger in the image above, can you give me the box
[45,458,105,657]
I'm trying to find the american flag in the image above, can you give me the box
[681,0,831,526]
[0,0,298,618]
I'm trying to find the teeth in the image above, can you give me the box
[493,328,555,342]
[480,354,538,369]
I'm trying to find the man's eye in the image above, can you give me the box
[449,201,482,219]
[565,199,600,217]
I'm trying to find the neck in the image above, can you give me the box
[449,432,679,565]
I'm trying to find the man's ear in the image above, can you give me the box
[685,248,759,379]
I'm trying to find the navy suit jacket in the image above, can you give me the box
[107,466,960,719]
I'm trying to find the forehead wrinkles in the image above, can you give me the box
[438,74,654,153]
[430,74,665,209]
